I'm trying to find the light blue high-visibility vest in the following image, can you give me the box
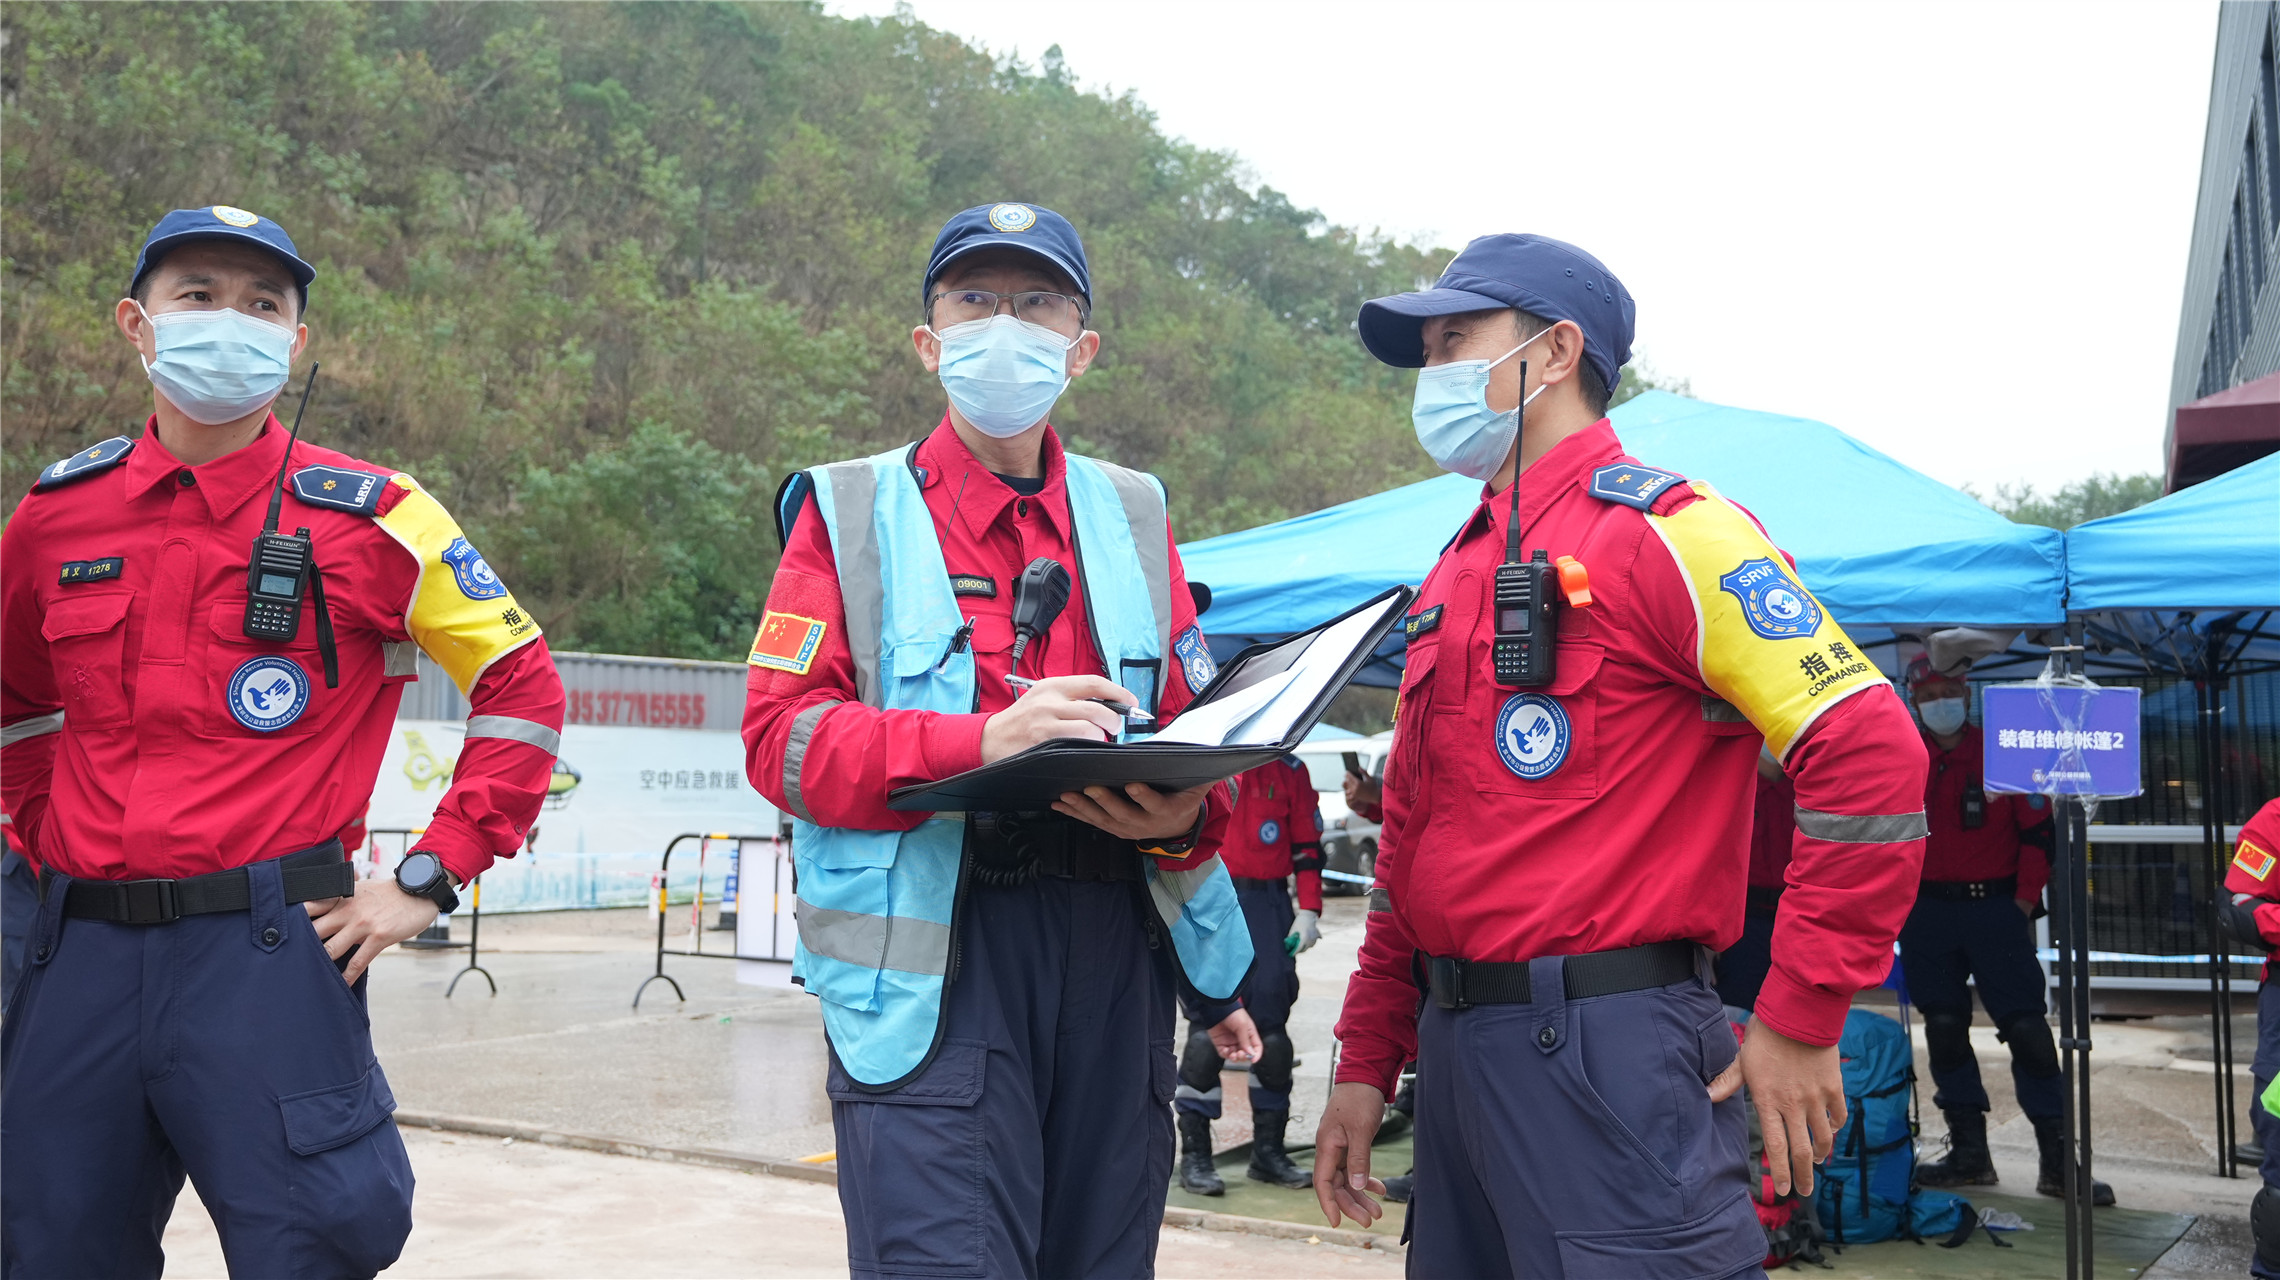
[775,442,1252,1088]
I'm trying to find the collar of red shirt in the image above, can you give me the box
[122,413,293,520]
[914,414,1075,543]
[1457,416,1620,544]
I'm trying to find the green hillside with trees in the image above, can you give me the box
[2,1,1502,659]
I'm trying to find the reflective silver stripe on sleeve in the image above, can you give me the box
[1367,887,1392,914]
[382,641,420,678]
[1793,807,1929,843]
[781,700,840,823]
[822,460,886,709]
[464,715,561,755]
[1091,459,1175,693]
[795,901,952,976]
[0,711,64,748]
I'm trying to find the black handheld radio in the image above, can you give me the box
[242,364,340,687]
[1491,359,1560,688]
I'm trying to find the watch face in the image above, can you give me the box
[398,851,439,891]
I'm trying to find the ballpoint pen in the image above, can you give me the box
[1003,673,1153,724]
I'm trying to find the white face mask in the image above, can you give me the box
[1918,697,1967,736]
[930,314,1078,437]
[136,301,295,425]
[1409,326,1553,480]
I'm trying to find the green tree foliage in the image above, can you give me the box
[0,3,1647,658]
[1971,472,2164,529]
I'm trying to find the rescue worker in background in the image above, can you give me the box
[1898,658,2110,1205]
[1714,747,1795,1012]
[1311,233,1930,1277]
[1177,754,1325,1195]
[0,206,565,1278]
[2216,796,2280,1276]
[741,202,1260,1280]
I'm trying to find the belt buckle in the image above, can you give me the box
[1430,956,1470,1011]
[122,878,179,925]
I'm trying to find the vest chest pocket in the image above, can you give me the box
[39,591,134,730]
[1473,644,1603,800]
[884,636,974,713]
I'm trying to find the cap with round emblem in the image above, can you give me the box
[131,206,316,309]
[923,202,1091,306]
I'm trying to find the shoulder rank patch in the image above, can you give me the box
[948,573,997,599]
[1587,462,1684,511]
[33,437,135,491]
[749,611,828,676]
[1404,604,1444,640]
[2237,838,2277,882]
[291,465,387,514]
[59,557,125,585]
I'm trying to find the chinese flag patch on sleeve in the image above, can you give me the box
[2237,838,2278,882]
[749,612,827,676]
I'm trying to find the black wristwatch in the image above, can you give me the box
[394,851,460,914]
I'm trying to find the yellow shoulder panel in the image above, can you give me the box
[1644,482,1885,761]
[374,476,540,694]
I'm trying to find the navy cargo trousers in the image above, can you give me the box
[1178,876,1296,1117]
[1404,954,1767,1279]
[828,872,1183,1280]
[1,856,413,1279]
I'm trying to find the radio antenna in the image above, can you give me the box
[262,362,321,535]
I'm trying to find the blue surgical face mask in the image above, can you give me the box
[138,302,296,426]
[1918,697,1968,736]
[932,313,1078,438]
[1410,326,1553,481]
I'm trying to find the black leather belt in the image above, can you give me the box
[1919,876,2017,902]
[53,841,354,925]
[1746,884,1785,915]
[1423,940,1699,1011]
[967,813,1139,885]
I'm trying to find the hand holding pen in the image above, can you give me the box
[978,673,1154,764]
[1005,673,1152,724]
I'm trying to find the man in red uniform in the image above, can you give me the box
[0,206,563,1278]
[1312,234,1928,1277]
[1176,754,1325,1194]
[742,203,1260,1280]
[2219,797,2280,1274]
[1896,658,2098,1204]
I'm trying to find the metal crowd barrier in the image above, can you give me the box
[633,831,793,1009]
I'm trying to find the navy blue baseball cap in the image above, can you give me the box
[130,205,315,308]
[1358,233,1633,394]
[923,203,1091,308]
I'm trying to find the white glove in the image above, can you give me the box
[1289,908,1321,954]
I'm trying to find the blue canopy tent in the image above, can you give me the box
[2059,450,2280,1178]
[1181,390,2069,683]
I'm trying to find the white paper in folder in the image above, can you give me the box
[1147,596,1398,747]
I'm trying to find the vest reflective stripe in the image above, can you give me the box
[788,441,1251,1086]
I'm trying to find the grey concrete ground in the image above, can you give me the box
[156,894,2266,1275]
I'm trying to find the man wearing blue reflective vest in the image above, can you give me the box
[742,202,1260,1280]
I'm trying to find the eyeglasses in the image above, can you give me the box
[928,289,1087,329]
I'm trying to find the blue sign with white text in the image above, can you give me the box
[1980,684,2142,798]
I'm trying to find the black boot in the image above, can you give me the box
[1177,1111,1223,1196]
[1916,1108,1999,1187]
[2032,1115,2115,1206]
[1246,1109,1313,1188]
[1382,1167,1416,1203]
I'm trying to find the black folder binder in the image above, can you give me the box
[887,585,1416,812]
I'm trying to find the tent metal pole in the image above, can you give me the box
[2054,619,2094,1279]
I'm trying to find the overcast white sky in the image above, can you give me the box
[833,0,2218,496]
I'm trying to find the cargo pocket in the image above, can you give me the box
[1554,1192,1767,1279]
[40,592,133,729]
[828,1037,989,1277]
[795,833,900,1013]
[282,1063,415,1275]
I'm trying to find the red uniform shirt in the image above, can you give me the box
[1334,421,1928,1093]
[1920,724,2050,902]
[1749,770,1797,891]
[2222,798,2280,956]
[0,418,564,883]
[1217,757,1325,912]
[742,418,1225,856]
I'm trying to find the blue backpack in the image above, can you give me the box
[1815,1009,1933,1244]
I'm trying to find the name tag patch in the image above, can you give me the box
[750,611,828,676]
[227,656,310,732]
[1404,604,1443,639]
[949,573,998,599]
[58,557,125,585]
[1494,693,1571,780]
[2237,839,2277,882]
